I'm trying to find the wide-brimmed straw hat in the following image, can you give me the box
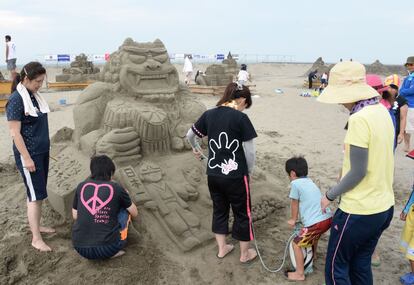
[317,61,379,104]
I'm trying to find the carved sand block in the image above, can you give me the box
[96,127,142,166]
[134,108,170,155]
[102,99,139,132]
[196,53,239,86]
[55,53,100,82]
[48,147,89,219]
[118,162,211,251]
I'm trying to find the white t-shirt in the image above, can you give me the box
[6,41,16,60]
[238,70,249,82]
[183,57,193,73]
[321,73,328,80]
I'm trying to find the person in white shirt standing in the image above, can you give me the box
[183,55,193,85]
[5,35,17,81]
[237,64,250,86]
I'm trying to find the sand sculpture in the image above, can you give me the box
[48,38,212,251]
[196,52,239,86]
[365,60,390,75]
[55,53,100,82]
[305,57,332,76]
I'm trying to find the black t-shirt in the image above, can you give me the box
[6,90,50,156]
[392,95,408,135]
[72,179,132,247]
[192,106,257,178]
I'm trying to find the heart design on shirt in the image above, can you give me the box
[80,182,114,216]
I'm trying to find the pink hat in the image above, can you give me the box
[366,74,387,94]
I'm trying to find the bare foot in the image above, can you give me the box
[39,226,56,233]
[111,250,125,259]
[287,271,305,281]
[240,248,257,263]
[32,239,52,252]
[217,244,234,258]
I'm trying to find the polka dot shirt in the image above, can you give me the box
[6,90,50,156]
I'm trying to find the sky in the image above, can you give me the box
[1,0,413,65]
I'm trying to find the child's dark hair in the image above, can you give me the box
[90,155,116,181]
[241,64,247,71]
[216,82,252,108]
[285,156,308,178]
[5,35,11,41]
[11,62,46,92]
[382,90,391,100]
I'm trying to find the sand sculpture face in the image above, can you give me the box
[118,39,179,97]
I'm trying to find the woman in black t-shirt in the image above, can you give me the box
[72,155,138,259]
[187,82,258,264]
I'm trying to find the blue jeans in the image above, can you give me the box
[75,209,129,260]
[325,206,393,285]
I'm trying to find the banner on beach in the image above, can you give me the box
[92,54,106,61]
[57,54,71,62]
[215,54,225,60]
[44,55,58,61]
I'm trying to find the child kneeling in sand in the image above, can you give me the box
[400,184,414,284]
[72,155,138,259]
[285,157,332,281]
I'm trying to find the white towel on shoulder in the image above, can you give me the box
[16,82,50,117]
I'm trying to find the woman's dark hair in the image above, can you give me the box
[285,156,308,178]
[216,82,252,108]
[11,61,46,92]
[241,64,247,71]
[5,35,11,41]
[90,155,116,181]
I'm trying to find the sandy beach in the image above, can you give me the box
[0,62,412,285]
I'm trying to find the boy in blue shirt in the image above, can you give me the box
[285,156,332,281]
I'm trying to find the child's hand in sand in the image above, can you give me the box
[287,219,296,228]
[400,212,407,221]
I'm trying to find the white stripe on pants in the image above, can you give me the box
[21,155,37,201]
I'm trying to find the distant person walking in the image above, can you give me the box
[400,56,414,152]
[308,69,317,89]
[237,64,250,86]
[183,55,193,85]
[5,35,17,81]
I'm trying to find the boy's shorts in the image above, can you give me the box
[294,218,332,248]
[401,205,414,260]
[7,58,16,70]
